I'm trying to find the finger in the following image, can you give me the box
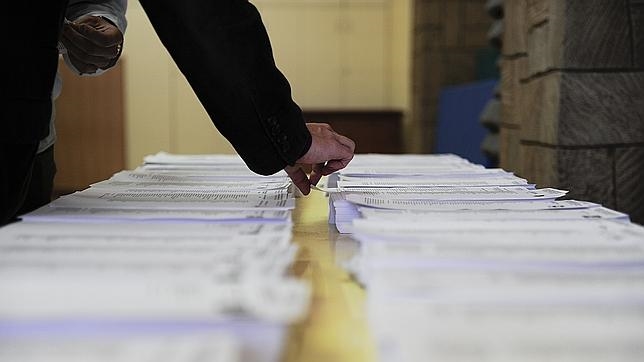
[284,166,311,195]
[321,156,353,175]
[67,52,98,74]
[309,163,325,186]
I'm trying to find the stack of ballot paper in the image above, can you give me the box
[0,151,309,362]
[326,154,629,233]
[322,153,644,362]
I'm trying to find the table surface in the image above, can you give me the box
[282,191,376,362]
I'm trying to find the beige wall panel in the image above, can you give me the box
[122,4,173,168]
[254,4,301,103]
[342,4,387,108]
[299,4,343,108]
[172,69,237,155]
[389,0,412,116]
[255,0,411,111]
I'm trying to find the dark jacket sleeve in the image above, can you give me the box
[138,0,312,175]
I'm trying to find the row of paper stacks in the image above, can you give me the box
[325,153,644,362]
[0,152,309,362]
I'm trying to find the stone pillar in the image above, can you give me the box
[500,0,644,223]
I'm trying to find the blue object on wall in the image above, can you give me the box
[434,79,498,167]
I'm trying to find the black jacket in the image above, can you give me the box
[139,0,312,175]
[2,1,69,144]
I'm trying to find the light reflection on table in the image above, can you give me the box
[284,191,375,362]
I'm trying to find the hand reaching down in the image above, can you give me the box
[60,16,124,74]
[285,123,355,195]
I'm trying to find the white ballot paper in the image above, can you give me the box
[345,196,592,210]
[328,153,644,362]
[109,170,289,183]
[368,299,644,362]
[0,333,241,362]
[337,177,532,189]
[51,189,295,210]
[23,205,291,223]
[134,166,289,180]
[340,153,471,165]
[358,206,630,222]
[90,179,292,191]
[338,167,512,178]
[0,275,310,324]
[351,224,644,267]
[0,222,295,280]
[144,151,246,165]
[344,187,568,201]
[0,151,308,362]
[363,266,644,301]
[352,219,644,234]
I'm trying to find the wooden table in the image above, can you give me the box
[283,192,376,362]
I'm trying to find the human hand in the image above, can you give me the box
[60,16,124,74]
[285,123,355,195]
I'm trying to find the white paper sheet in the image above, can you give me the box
[368,300,644,362]
[51,190,295,210]
[338,167,511,178]
[0,333,241,362]
[344,196,592,210]
[22,206,292,223]
[109,171,289,183]
[357,206,629,222]
[0,276,310,323]
[343,187,567,201]
[144,151,246,165]
[337,177,532,188]
[0,151,308,362]
[364,267,644,300]
[90,179,291,191]
[348,219,644,267]
[0,221,295,274]
[134,166,288,179]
